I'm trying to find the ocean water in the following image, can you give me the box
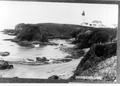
[0,32,73,62]
[0,32,77,79]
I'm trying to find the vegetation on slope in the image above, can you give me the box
[14,23,80,42]
[71,26,117,49]
[71,42,117,81]
[13,23,117,49]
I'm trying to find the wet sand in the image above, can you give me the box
[0,58,82,79]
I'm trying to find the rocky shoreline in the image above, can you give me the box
[0,23,117,81]
[0,38,79,68]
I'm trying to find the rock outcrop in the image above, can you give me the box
[0,60,13,70]
[48,75,60,80]
[72,27,117,49]
[14,23,80,42]
[0,52,10,56]
[15,24,48,42]
[36,57,49,62]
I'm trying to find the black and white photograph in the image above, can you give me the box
[0,0,118,83]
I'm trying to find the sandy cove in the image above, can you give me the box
[0,58,82,79]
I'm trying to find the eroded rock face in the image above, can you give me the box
[72,42,116,78]
[15,25,48,42]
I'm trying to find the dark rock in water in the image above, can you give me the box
[59,58,72,62]
[0,52,10,56]
[48,75,60,80]
[72,42,116,77]
[0,60,13,70]
[27,58,35,62]
[65,55,73,59]
[3,39,13,41]
[7,65,14,69]
[53,58,72,63]
[17,41,34,48]
[36,57,49,62]
[2,29,17,36]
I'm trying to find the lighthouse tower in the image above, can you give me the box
[81,11,86,23]
[81,10,88,26]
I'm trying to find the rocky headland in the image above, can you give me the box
[1,23,117,81]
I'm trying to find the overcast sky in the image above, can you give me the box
[0,1,118,30]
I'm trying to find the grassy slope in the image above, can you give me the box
[76,56,117,81]
[72,42,117,82]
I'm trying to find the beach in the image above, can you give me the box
[0,58,81,79]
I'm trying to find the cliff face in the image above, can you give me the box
[15,24,48,42]
[14,23,117,43]
[72,42,117,80]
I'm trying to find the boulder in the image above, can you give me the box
[7,65,14,69]
[36,57,49,62]
[0,60,13,70]
[48,75,60,80]
[17,41,34,48]
[0,52,10,56]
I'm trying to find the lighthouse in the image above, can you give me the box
[82,11,85,16]
[81,10,89,26]
[81,11,86,23]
